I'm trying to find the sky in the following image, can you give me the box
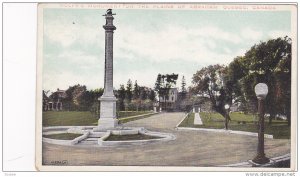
[43,8,291,92]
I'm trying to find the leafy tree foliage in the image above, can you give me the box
[228,37,292,125]
[191,65,232,125]
[133,80,140,100]
[45,81,156,114]
[181,76,187,93]
[192,37,292,127]
[117,80,156,111]
[45,84,104,117]
[117,84,126,111]
[149,90,156,101]
[126,79,133,101]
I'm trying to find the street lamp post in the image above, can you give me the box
[252,83,270,164]
[224,104,230,130]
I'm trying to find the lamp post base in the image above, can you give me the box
[252,154,270,164]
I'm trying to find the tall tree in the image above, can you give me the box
[126,79,133,102]
[191,65,233,128]
[61,85,103,112]
[62,84,86,111]
[89,88,104,116]
[139,86,147,100]
[133,80,140,100]
[149,89,156,101]
[181,75,187,93]
[155,73,163,98]
[226,56,255,114]
[180,75,187,101]
[232,37,292,125]
[118,84,126,100]
[117,84,126,111]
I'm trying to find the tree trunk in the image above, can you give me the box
[269,113,275,125]
[164,95,167,111]
[218,109,231,129]
[225,113,228,130]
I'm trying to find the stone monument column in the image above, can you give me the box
[96,9,118,130]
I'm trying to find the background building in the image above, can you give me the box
[43,88,66,111]
[159,88,178,111]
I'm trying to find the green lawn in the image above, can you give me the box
[105,133,160,141]
[118,112,156,124]
[118,111,152,118]
[43,133,82,140]
[179,113,196,127]
[43,111,98,126]
[43,111,154,126]
[179,112,290,139]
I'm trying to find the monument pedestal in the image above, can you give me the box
[94,96,118,131]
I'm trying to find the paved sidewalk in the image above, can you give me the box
[194,113,203,125]
[43,112,291,166]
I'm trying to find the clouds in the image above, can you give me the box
[57,51,100,65]
[115,24,265,65]
[268,30,291,39]
[241,28,263,41]
[43,70,103,92]
[42,9,291,91]
[44,18,103,48]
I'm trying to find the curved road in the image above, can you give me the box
[42,112,290,166]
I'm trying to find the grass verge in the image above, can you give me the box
[118,112,157,124]
[105,133,160,141]
[43,133,82,140]
[43,111,98,126]
[179,112,290,139]
[118,111,152,118]
[43,111,155,126]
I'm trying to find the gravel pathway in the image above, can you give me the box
[193,113,203,125]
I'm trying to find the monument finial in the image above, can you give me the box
[107,9,112,14]
[103,9,116,16]
[103,9,116,30]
